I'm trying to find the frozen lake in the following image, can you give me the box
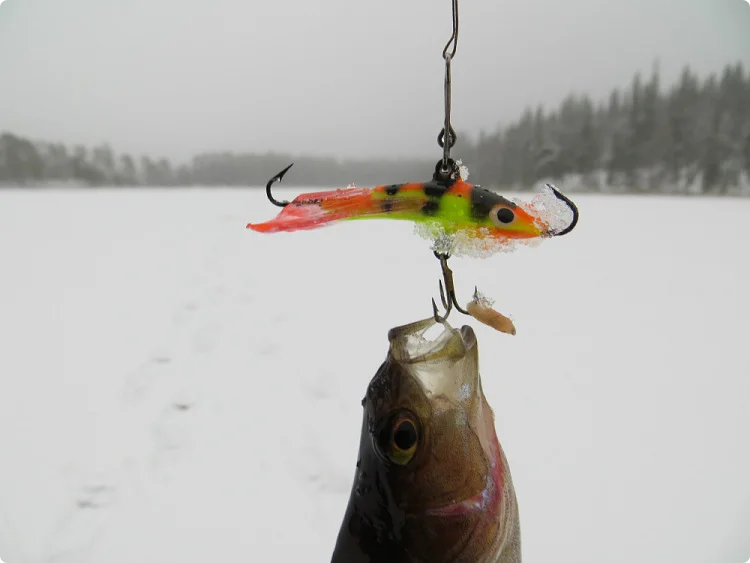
[0,187,749,562]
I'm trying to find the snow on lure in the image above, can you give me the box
[246,164,579,255]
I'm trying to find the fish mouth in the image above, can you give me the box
[387,317,475,362]
[386,317,481,418]
[387,317,477,394]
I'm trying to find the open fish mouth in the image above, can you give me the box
[387,317,478,403]
[388,317,475,361]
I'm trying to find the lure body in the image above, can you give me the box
[247,178,547,241]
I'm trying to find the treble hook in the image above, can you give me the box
[265,163,295,208]
[431,251,470,323]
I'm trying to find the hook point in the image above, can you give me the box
[431,298,444,323]
[276,162,294,181]
[265,163,295,208]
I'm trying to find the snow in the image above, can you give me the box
[0,187,749,563]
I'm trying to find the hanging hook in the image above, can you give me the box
[265,163,295,208]
[431,251,470,323]
[544,184,580,237]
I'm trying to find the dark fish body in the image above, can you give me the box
[331,318,521,563]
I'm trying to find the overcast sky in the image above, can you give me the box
[1,0,748,163]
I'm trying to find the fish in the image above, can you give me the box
[248,176,577,254]
[331,317,521,563]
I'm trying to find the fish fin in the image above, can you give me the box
[247,187,423,233]
[246,201,338,232]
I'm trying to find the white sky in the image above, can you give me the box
[0,0,749,163]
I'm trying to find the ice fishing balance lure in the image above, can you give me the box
[247,0,579,329]
[248,165,577,241]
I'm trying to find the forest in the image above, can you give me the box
[1,62,749,195]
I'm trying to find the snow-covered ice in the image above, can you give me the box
[0,187,749,563]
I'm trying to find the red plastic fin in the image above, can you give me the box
[247,188,372,233]
[247,186,423,233]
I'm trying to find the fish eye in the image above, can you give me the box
[490,205,515,225]
[393,418,417,449]
[378,412,420,466]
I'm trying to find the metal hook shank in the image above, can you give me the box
[545,185,580,237]
[432,251,469,323]
[265,163,294,208]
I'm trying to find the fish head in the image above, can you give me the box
[471,183,580,240]
[331,318,520,563]
[466,185,544,239]
[369,319,490,511]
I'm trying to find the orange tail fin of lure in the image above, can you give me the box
[247,186,423,233]
[247,187,377,233]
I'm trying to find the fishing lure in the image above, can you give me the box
[247,0,579,326]
[247,164,579,252]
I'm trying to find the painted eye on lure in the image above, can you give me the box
[490,205,516,226]
[379,412,420,466]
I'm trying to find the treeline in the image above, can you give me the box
[465,61,750,195]
[0,133,434,188]
[1,61,749,195]
[0,136,186,187]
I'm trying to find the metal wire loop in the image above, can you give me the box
[441,0,459,60]
[438,0,460,173]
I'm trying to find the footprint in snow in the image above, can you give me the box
[192,323,221,355]
[41,476,124,563]
[148,400,198,480]
[75,484,116,510]
[121,353,173,404]
[300,372,334,401]
[172,301,200,326]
